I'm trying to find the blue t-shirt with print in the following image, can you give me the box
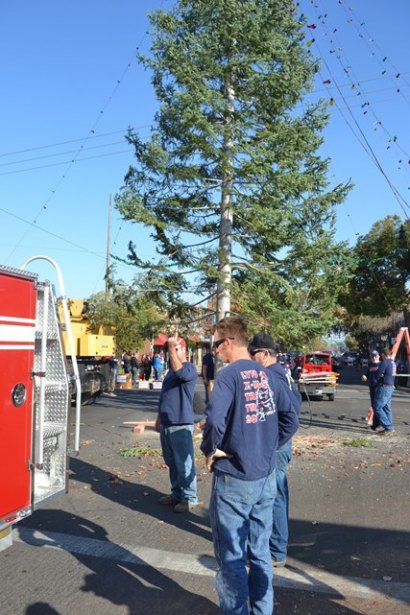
[201,359,299,481]
[159,362,197,426]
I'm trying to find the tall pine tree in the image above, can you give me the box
[116,0,350,337]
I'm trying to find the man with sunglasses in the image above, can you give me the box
[249,333,302,570]
[201,317,299,615]
[156,334,198,513]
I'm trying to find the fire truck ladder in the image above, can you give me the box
[21,256,81,508]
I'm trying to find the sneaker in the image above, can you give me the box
[173,501,196,513]
[378,429,395,437]
[272,559,286,568]
[158,494,180,506]
[375,426,386,433]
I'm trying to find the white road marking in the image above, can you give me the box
[15,527,410,603]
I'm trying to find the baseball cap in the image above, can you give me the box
[248,333,280,353]
[371,350,379,356]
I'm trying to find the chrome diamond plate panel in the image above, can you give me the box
[32,283,70,506]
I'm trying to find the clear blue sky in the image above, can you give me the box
[1,0,409,298]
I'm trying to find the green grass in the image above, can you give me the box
[342,437,375,449]
[119,445,162,458]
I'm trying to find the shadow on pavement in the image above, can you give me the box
[289,519,409,583]
[23,457,213,544]
[20,507,410,613]
[299,416,368,433]
[26,604,61,615]
[23,511,218,615]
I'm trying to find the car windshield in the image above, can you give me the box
[305,354,330,366]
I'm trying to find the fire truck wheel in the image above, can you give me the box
[81,392,100,405]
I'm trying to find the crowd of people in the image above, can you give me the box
[109,350,166,389]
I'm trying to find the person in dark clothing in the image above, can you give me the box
[130,353,139,384]
[249,332,302,569]
[143,355,152,381]
[156,335,198,513]
[361,350,380,426]
[201,317,299,615]
[122,351,131,374]
[373,347,396,435]
[201,343,215,403]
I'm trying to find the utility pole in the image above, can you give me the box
[105,194,112,301]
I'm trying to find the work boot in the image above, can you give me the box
[272,559,287,568]
[158,494,180,506]
[173,501,196,513]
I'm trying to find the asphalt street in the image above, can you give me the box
[1,367,409,615]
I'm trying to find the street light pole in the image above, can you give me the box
[105,194,112,301]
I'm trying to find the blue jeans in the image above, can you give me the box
[160,425,198,504]
[154,367,163,380]
[374,385,394,431]
[110,367,118,391]
[210,469,277,615]
[270,440,292,562]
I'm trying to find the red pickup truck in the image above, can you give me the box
[293,352,338,401]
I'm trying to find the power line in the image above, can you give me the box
[4,18,155,263]
[0,139,128,168]
[0,129,129,159]
[0,149,132,176]
[305,4,410,178]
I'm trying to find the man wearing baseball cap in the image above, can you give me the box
[361,350,380,427]
[248,332,302,568]
[156,334,198,512]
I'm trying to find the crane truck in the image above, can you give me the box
[59,299,115,405]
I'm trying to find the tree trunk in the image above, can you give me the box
[217,71,235,322]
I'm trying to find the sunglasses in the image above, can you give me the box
[212,337,235,350]
[249,349,264,357]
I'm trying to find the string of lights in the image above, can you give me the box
[303,1,410,183]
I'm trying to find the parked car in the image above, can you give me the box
[331,354,340,372]
[340,351,359,365]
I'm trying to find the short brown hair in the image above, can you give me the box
[214,316,248,347]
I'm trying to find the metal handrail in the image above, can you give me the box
[20,255,82,452]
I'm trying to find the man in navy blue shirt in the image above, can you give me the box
[249,332,301,570]
[156,335,198,512]
[201,317,299,615]
[373,347,396,435]
[361,350,380,427]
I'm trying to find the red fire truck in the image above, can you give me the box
[0,256,81,552]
